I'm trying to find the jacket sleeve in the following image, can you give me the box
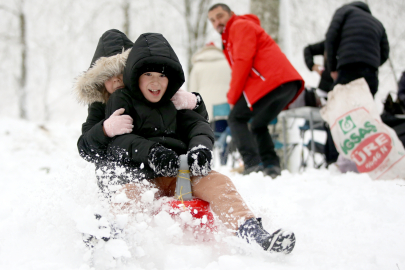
[398,72,405,106]
[227,21,257,105]
[325,7,346,71]
[105,91,157,164]
[303,41,325,70]
[77,102,110,162]
[380,29,390,66]
[192,92,209,121]
[176,110,214,151]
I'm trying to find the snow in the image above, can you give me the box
[1,116,405,270]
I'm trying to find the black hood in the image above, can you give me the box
[123,33,185,106]
[346,1,371,14]
[90,29,133,68]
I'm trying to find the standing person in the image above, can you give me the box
[325,1,389,96]
[303,40,338,165]
[104,32,296,254]
[208,3,304,177]
[303,40,333,92]
[189,42,232,165]
[189,42,231,121]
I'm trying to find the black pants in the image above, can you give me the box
[325,63,378,164]
[228,81,300,169]
[332,63,379,95]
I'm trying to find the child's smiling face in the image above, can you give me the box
[138,72,168,103]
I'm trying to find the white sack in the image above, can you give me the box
[321,78,405,180]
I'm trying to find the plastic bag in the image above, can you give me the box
[321,78,405,180]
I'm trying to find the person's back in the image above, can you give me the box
[189,44,230,120]
[326,1,389,72]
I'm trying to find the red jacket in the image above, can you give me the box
[222,14,304,108]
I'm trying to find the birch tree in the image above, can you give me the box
[0,0,27,119]
[168,0,212,76]
[250,0,279,43]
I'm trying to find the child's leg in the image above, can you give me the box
[116,176,177,212]
[191,170,255,231]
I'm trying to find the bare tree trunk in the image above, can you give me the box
[250,0,280,43]
[122,0,130,36]
[18,0,27,119]
[183,0,211,76]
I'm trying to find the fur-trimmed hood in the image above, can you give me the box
[73,29,133,105]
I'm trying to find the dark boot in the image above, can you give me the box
[238,217,295,254]
[242,163,264,175]
[263,165,281,178]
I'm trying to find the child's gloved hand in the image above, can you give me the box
[148,145,180,177]
[187,146,212,176]
[171,89,197,110]
[103,108,133,137]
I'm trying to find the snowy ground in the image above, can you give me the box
[1,117,405,270]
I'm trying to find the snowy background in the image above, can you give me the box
[1,0,405,269]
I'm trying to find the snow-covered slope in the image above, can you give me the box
[1,117,404,270]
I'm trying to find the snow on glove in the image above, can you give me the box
[187,146,212,176]
[104,108,133,137]
[148,145,180,177]
[171,89,197,110]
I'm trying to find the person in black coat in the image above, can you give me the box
[104,32,296,254]
[74,30,136,165]
[303,40,333,92]
[304,40,339,165]
[325,1,390,96]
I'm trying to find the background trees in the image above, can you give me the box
[0,0,403,123]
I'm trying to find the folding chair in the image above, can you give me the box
[212,103,297,170]
[269,118,298,170]
[298,120,326,171]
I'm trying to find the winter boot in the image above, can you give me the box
[242,163,264,175]
[238,217,295,254]
[263,165,281,178]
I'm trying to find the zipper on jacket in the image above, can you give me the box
[243,91,252,108]
[252,68,266,81]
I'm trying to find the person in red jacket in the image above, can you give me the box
[208,3,304,177]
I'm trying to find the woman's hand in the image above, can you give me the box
[103,108,133,137]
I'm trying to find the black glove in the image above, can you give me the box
[187,147,212,176]
[148,145,179,177]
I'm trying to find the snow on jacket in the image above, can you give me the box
[189,45,231,120]
[74,29,133,162]
[105,33,214,177]
[325,1,389,72]
[303,40,334,92]
[221,14,304,107]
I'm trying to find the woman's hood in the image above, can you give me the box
[123,33,185,106]
[73,29,133,104]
